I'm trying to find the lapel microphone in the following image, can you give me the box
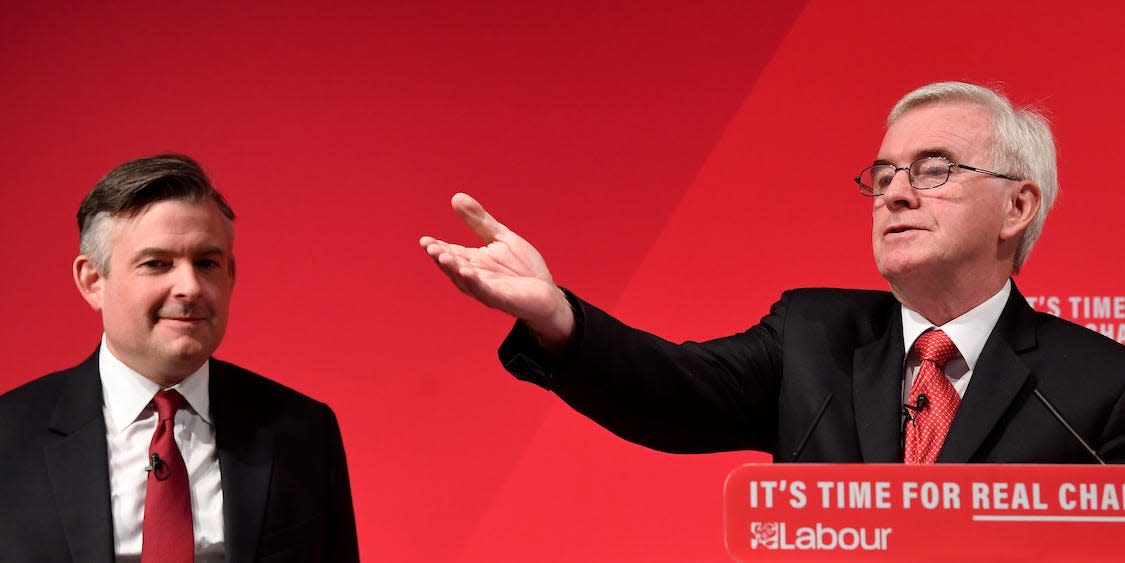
[900,393,929,446]
[145,453,170,481]
[902,393,929,425]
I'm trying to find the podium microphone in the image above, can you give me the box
[1033,388,1106,465]
[789,393,833,462]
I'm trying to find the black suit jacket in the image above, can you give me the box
[0,351,359,563]
[499,283,1125,463]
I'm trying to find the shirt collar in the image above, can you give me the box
[900,279,1011,370]
[98,333,212,432]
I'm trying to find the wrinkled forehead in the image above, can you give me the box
[877,102,995,164]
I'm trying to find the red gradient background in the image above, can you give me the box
[3,2,1124,561]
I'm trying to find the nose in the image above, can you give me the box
[879,168,920,210]
[171,262,203,299]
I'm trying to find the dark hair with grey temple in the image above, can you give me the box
[78,153,236,272]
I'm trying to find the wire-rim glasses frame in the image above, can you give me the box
[854,156,1020,197]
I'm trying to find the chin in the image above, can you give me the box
[876,256,935,283]
[162,339,215,363]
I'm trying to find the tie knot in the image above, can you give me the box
[152,389,185,422]
[913,329,957,367]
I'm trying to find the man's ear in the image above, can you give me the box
[999,181,1042,241]
[74,255,105,311]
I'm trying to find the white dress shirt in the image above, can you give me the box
[99,335,225,561]
[900,279,1012,402]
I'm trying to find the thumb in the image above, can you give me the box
[452,192,509,242]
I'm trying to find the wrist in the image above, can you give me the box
[527,288,576,352]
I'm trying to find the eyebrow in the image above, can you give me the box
[130,246,227,262]
[873,147,958,166]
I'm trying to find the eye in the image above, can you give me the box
[870,166,896,189]
[914,158,949,179]
[140,259,171,270]
[195,258,222,270]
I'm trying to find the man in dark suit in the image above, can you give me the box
[0,154,359,562]
[419,81,1125,463]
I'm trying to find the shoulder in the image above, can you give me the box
[779,287,897,309]
[1029,310,1125,365]
[0,355,97,420]
[1,369,71,408]
[0,354,101,454]
[737,287,902,354]
[209,358,337,422]
[0,371,65,434]
[208,359,348,466]
[995,296,1125,407]
[772,287,899,328]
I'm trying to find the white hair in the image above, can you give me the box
[79,211,115,273]
[888,81,1057,271]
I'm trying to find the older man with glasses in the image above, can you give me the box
[421,81,1125,464]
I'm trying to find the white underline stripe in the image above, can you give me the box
[973,515,1125,522]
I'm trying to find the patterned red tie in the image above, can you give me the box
[141,390,194,563]
[904,329,960,464]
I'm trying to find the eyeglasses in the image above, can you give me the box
[854,156,1020,197]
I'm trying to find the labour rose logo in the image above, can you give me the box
[750,522,779,549]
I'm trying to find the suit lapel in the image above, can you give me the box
[211,361,273,563]
[938,283,1036,462]
[44,351,116,563]
[852,310,906,462]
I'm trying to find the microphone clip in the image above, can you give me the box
[902,393,929,427]
[145,453,170,481]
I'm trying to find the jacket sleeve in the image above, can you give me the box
[499,289,790,454]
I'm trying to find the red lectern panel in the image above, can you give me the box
[725,464,1125,562]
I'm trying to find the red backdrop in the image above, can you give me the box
[3,2,1123,560]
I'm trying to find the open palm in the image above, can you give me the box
[420,193,573,343]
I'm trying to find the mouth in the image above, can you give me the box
[883,225,923,236]
[155,304,211,326]
[157,317,208,326]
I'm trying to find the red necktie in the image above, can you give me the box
[141,390,194,563]
[904,329,960,464]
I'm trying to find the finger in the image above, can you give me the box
[423,239,474,263]
[435,250,463,272]
[452,192,510,243]
[421,236,448,258]
[420,236,453,258]
[434,252,490,299]
[433,250,471,283]
[429,256,470,297]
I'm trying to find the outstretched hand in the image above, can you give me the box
[420,193,575,346]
